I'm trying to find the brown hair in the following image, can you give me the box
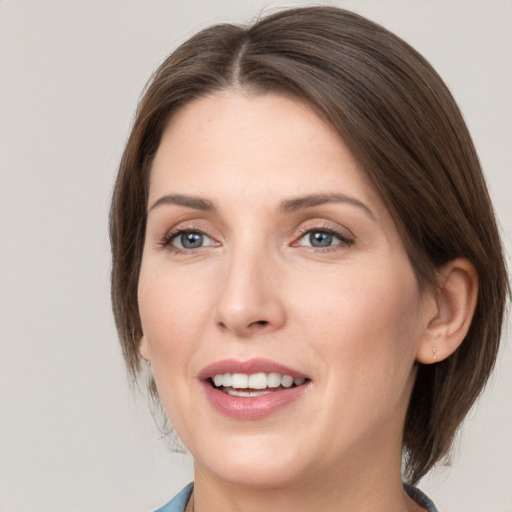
[110,6,508,484]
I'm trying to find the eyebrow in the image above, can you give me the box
[279,193,375,219]
[148,194,216,213]
[148,192,374,219]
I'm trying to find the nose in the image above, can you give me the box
[213,247,286,338]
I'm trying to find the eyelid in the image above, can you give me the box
[158,223,220,253]
[291,222,355,249]
[173,230,216,249]
[155,220,354,253]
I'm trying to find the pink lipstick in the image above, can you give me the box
[199,358,311,420]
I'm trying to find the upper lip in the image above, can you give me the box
[198,358,308,381]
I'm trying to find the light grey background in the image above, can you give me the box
[0,1,510,511]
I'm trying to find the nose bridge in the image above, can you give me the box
[214,236,285,336]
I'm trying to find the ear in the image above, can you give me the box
[416,258,478,364]
[139,335,151,362]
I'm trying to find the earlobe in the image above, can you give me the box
[416,258,478,364]
[139,334,151,362]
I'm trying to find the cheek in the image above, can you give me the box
[137,263,214,372]
[299,261,424,382]
[299,270,424,444]
[137,265,211,425]
[139,261,207,332]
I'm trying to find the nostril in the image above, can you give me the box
[251,320,269,327]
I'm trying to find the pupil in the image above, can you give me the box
[310,231,332,247]
[182,232,203,249]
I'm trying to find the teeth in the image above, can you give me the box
[227,389,272,397]
[248,372,267,389]
[267,372,281,388]
[281,375,294,388]
[211,372,307,391]
[231,373,248,388]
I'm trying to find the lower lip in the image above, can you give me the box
[202,381,310,420]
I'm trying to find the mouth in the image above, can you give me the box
[199,359,311,419]
[209,372,308,397]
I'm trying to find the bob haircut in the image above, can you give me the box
[110,6,508,484]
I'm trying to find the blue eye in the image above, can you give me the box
[171,231,215,250]
[308,231,334,247]
[298,229,349,248]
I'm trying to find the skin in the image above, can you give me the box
[137,91,470,512]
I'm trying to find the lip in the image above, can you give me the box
[198,358,311,420]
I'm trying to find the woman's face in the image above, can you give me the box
[138,91,435,489]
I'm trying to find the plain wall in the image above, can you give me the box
[0,1,510,511]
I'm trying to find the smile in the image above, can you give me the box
[211,372,307,397]
[200,359,311,419]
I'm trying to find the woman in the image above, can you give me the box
[110,6,508,512]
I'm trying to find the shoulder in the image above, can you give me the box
[153,483,193,512]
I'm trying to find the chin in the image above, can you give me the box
[201,459,306,489]
[191,433,312,489]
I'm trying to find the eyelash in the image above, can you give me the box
[158,224,354,254]
[158,226,214,254]
[294,225,354,252]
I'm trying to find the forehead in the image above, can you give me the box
[149,91,381,214]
